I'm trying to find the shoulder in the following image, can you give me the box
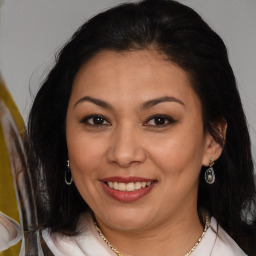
[191,217,247,256]
[42,213,115,256]
[210,218,247,256]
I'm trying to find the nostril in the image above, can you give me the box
[106,144,146,168]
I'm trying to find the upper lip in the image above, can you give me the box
[100,176,156,183]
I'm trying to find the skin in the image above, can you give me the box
[66,49,224,256]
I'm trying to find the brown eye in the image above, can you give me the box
[152,117,167,125]
[81,115,110,126]
[90,116,105,125]
[145,114,176,126]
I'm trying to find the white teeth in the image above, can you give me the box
[113,182,118,190]
[107,181,153,191]
[135,182,142,190]
[141,182,146,188]
[118,183,126,191]
[126,182,135,191]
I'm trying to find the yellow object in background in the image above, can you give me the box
[0,77,24,255]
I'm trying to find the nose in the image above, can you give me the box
[107,124,146,168]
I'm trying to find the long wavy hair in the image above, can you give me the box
[27,0,256,254]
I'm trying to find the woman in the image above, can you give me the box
[27,0,256,255]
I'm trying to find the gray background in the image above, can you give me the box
[0,0,255,163]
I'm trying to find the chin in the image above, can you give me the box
[97,208,155,231]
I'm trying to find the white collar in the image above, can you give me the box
[43,214,247,256]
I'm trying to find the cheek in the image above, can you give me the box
[147,126,205,179]
[66,133,106,179]
[66,134,107,206]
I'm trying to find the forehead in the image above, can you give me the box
[74,49,189,84]
[71,49,200,110]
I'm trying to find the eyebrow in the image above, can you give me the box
[74,96,113,109]
[141,96,185,110]
[74,95,185,110]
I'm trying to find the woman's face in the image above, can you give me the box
[66,49,214,231]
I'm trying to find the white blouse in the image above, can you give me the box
[42,214,247,256]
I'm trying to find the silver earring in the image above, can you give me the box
[65,160,73,185]
[205,158,215,184]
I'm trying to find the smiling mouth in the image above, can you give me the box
[105,181,155,192]
[100,177,157,202]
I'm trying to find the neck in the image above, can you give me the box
[95,208,204,256]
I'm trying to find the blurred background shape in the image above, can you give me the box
[0,211,21,253]
[0,76,23,255]
[0,76,52,255]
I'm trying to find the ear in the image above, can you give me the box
[202,119,227,167]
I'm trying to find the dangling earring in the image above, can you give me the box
[65,160,73,185]
[205,158,215,184]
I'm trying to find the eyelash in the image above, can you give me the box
[144,114,176,127]
[80,114,176,127]
[80,114,110,126]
